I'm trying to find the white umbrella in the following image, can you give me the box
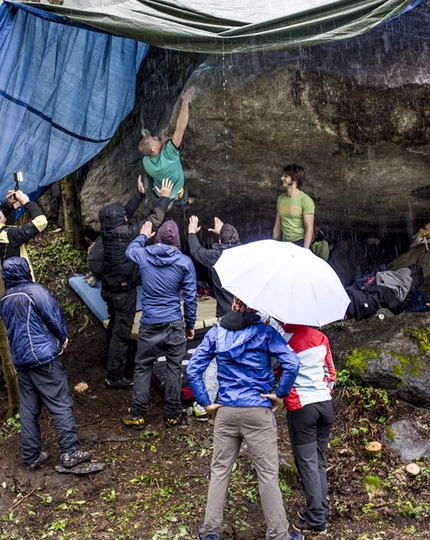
[213,239,350,327]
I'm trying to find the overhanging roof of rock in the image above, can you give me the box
[15,0,421,54]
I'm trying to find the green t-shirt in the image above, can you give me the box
[143,140,184,199]
[276,191,315,242]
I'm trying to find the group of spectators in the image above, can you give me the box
[0,85,336,539]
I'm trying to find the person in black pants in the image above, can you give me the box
[99,177,172,389]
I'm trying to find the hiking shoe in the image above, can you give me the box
[165,415,182,428]
[293,519,327,535]
[61,449,92,468]
[105,377,133,389]
[192,401,209,422]
[122,408,145,429]
[197,533,219,540]
[289,533,304,540]
[26,451,49,472]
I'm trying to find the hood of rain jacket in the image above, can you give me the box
[0,257,67,370]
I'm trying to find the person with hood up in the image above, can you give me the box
[99,177,172,389]
[0,257,91,471]
[186,297,302,540]
[123,219,197,428]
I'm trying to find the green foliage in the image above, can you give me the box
[335,369,357,387]
[27,234,86,282]
[396,500,430,518]
[0,413,21,443]
[405,325,430,353]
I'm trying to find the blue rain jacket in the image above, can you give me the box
[126,235,197,329]
[0,257,67,371]
[187,319,300,408]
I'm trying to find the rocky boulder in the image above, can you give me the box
[324,311,430,408]
[80,2,430,281]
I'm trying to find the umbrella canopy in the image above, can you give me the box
[213,239,350,327]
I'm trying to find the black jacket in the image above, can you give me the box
[187,233,240,318]
[99,191,169,292]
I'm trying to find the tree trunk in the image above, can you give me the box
[61,174,86,247]
[0,271,20,417]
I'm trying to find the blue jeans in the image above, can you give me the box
[131,320,186,419]
[18,357,79,465]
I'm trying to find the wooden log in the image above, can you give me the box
[365,441,382,459]
[405,463,421,476]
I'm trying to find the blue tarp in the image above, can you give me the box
[0,2,147,199]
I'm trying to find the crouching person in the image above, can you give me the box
[186,296,303,540]
[0,257,91,471]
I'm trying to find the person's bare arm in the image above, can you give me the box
[171,86,195,148]
[303,214,315,249]
[272,211,282,241]
[137,174,144,194]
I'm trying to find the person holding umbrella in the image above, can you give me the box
[187,296,303,540]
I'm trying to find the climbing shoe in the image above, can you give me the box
[293,518,327,535]
[27,451,50,472]
[192,401,209,422]
[61,449,92,468]
[164,415,182,428]
[105,377,133,389]
[122,408,145,429]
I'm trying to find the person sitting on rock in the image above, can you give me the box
[138,86,195,207]
[0,256,91,472]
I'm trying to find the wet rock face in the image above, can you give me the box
[80,3,430,280]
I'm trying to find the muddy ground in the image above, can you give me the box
[1,232,430,540]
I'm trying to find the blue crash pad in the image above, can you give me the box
[68,274,142,322]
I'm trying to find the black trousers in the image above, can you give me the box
[287,401,333,529]
[101,288,136,381]
[18,357,79,465]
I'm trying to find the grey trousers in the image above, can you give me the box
[287,401,333,529]
[18,357,79,465]
[131,320,186,419]
[199,407,290,540]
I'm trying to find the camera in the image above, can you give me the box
[13,171,23,200]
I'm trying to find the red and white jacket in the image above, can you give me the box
[281,324,336,411]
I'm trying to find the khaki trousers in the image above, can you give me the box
[199,406,290,540]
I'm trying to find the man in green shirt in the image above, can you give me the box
[272,164,315,248]
[138,86,195,204]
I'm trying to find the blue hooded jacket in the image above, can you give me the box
[0,257,67,371]
[187,313,300,408]
[126,233,197,328]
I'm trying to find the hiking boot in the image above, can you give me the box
[61,449,92,468]
[105,377,133,389]
[26,451,49,472]
[192,401,209,422]
[122,408,145,429]
[293,518,327,535]
[165,415,182,428]
[197,533,219,540]
[289,533,304,540]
